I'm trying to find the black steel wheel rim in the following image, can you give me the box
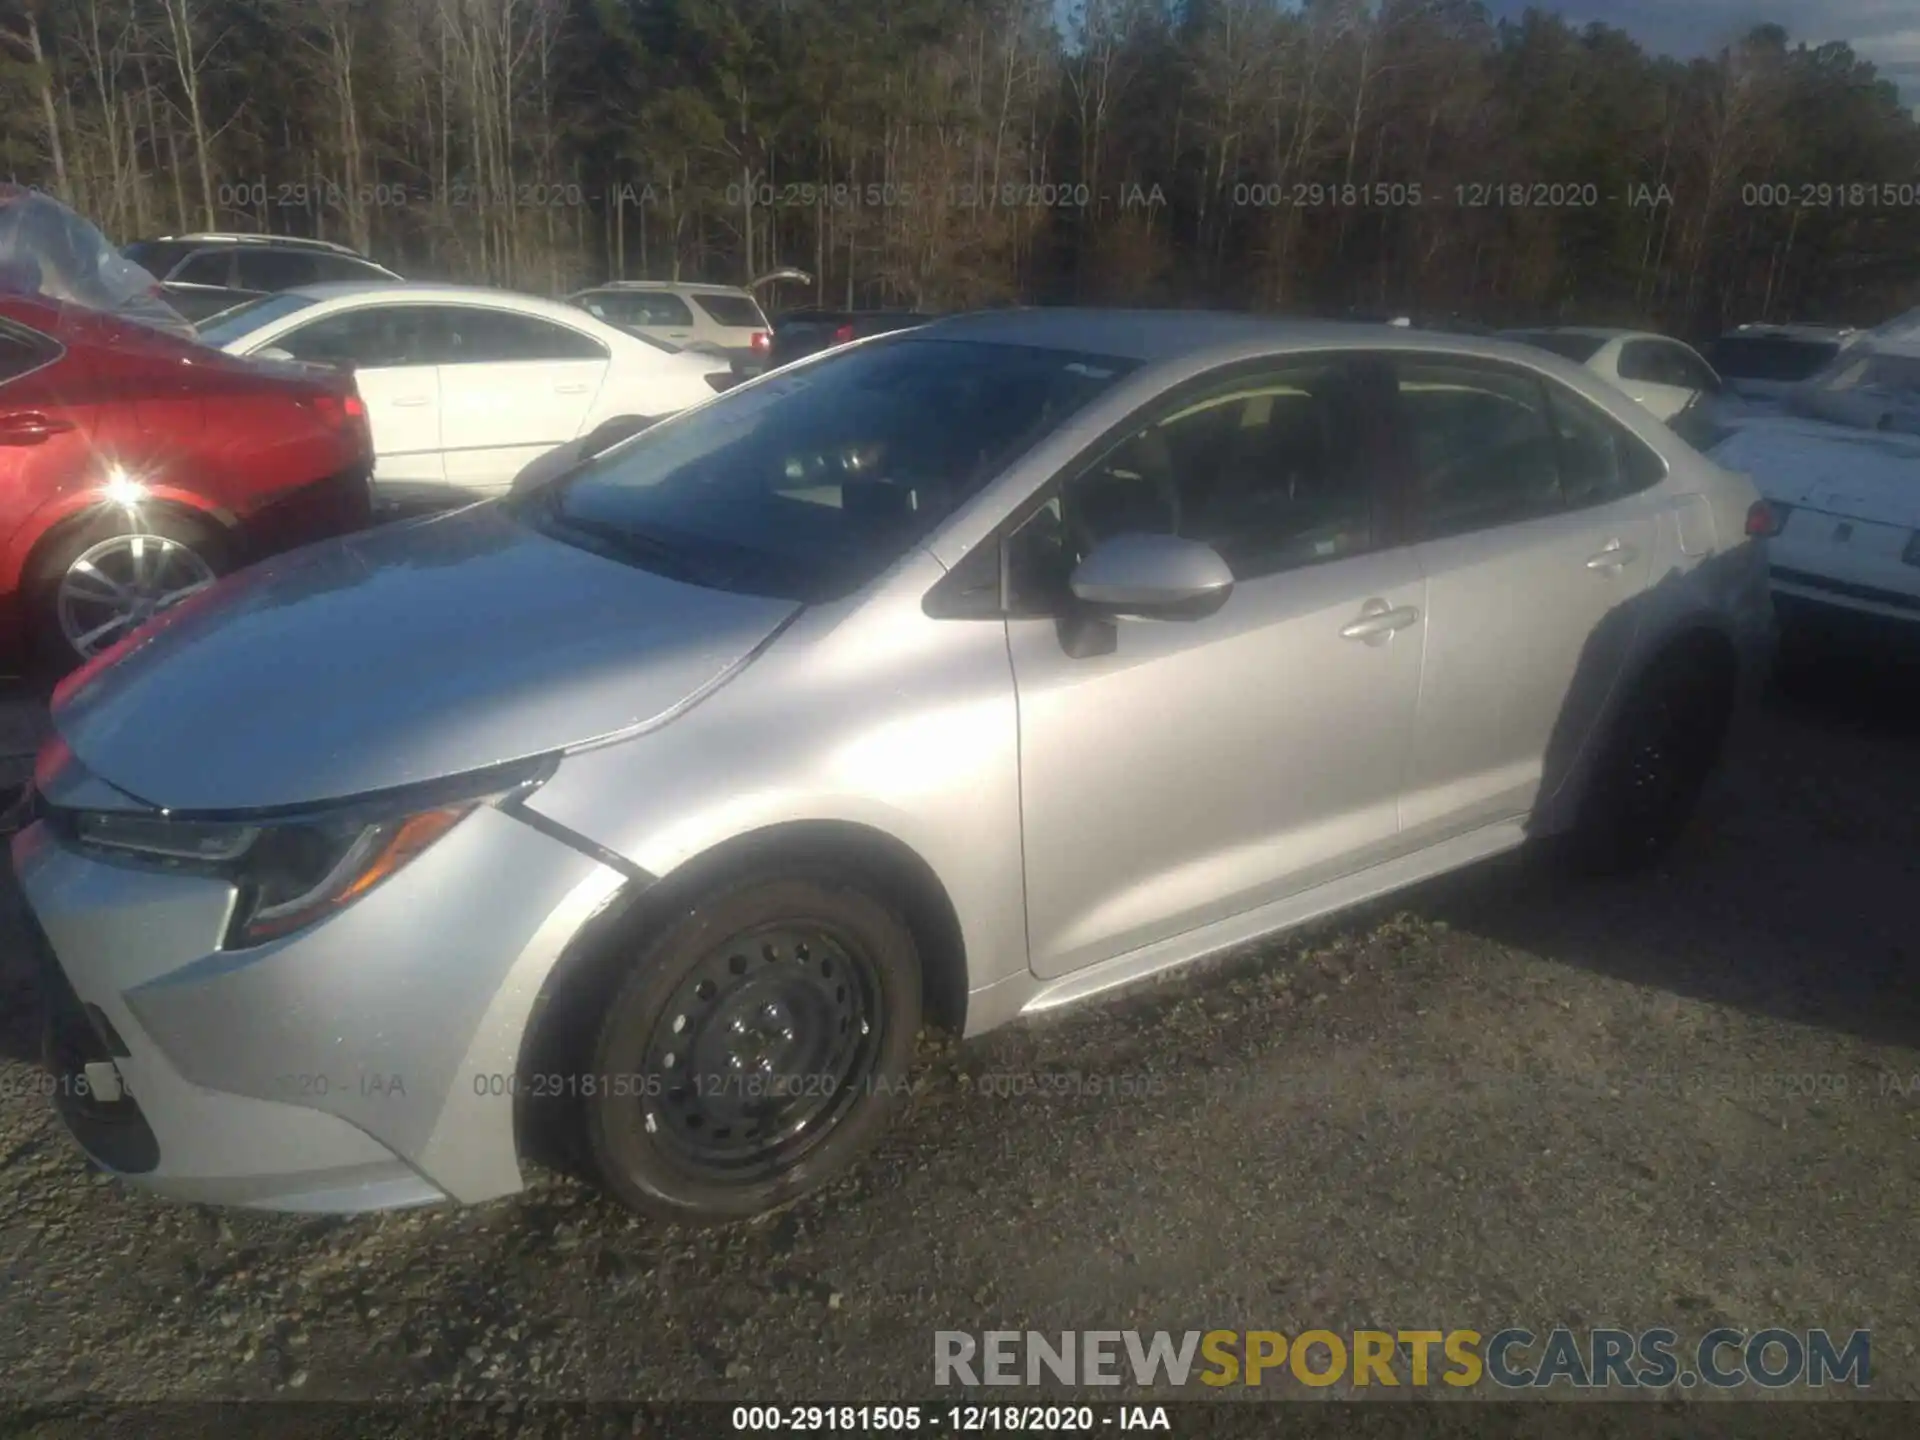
[639,923,883,1179]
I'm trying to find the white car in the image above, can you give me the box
[566,282,772,365]
[1500,327,1723,421]
[1702,324,1863,410]
[199,283,733,510]
[1710,340,1920,655]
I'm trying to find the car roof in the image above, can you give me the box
[280,281,630,331]
[1720,322,1858,340]
[916,307,1593,366]
[1498,325,1662,342]
[148,232,368,257]
[573,281,754,297]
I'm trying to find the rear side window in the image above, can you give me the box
[0,322,60,385]
[1618,340,1703,389]
[1395,360,1562,538]
[236,249,323,291]
[691,293,766,328]
[1545,383,1666,508]
[444,308,608,363]
[578,290,696,328]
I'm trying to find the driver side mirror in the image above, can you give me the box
[1068,532,1234,621]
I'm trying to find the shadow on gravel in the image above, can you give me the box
[1409,656,1920,1057]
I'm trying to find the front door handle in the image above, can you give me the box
[1340,599,1421,645]
[0,412,77,446]
[1586,539,1638,574]
[391,396,431,408]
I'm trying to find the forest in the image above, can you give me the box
[4,0,1920,339]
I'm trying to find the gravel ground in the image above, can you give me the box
[0,663,1916,1426]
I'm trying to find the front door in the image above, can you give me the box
[265,303,448,504]
[1008,355,1427,980]
[436,308,609,495]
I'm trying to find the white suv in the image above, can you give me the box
[567,282,771,365]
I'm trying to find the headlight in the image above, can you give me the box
[65,757,553,949]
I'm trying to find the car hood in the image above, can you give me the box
[49,504,799,812]
[1711,418,1920,529]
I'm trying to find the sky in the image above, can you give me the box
[1484,0,1920,105]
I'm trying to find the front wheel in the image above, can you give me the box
[1568,646,1733,875]
[583,871,922,1223]
[27,508,226,671]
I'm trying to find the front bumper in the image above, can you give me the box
[10,799,623,1212]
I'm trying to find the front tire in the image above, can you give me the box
[26,507,227,672]
[1568,645,1733,875]
[583,870,922,1223]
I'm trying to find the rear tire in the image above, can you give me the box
[582,868,922,1224]
[1568,644,1733,875]
[26,507,228,673]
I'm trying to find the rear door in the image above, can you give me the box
[268,303,449,503]
[436,308,610,494]
[1393,356,1658,842]
[0,320,93,552]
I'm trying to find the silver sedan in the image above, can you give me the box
[9,310,1774,1223]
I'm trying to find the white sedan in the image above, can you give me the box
[1710,341,1920,656]
[1499,327,1723,421]
[198,283,734,510]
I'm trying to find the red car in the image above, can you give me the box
[0,293,373,672]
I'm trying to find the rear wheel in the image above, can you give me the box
[27,508,227,671]
[583,870,921,1223]
[1569,644,1733,875]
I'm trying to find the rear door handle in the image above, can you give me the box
[0,412,76,445]
[554,383,590,395]
[1586,539,1638,573]
[1341,599,1421,645]
[391,396,431,408]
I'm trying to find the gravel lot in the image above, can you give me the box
[1,662,1916,1424]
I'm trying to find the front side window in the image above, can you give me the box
[274,304,452,368]
[525,337,1136,603]
[1015,358,1381,596]
[1396,359,1562,538]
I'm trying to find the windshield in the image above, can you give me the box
[195,291,318,347]
[1706,335,1842,383]
[0,187,193,339]
[522,337,1137,602]
[1504,331,1607,364]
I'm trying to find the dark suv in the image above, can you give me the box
[121,234,401,324]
